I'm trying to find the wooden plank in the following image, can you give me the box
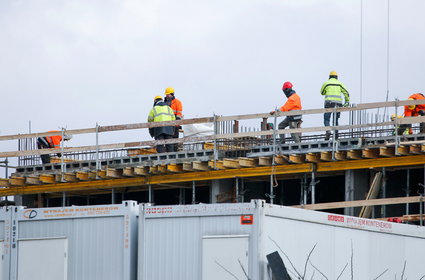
[123,167,135,177]
[88,171,97,180]
[76,172,90,181]
[192,161,210,171]
[362,148,379,159]
[258,157,272,166]
[0,178,10,187]
[223,159,241,169]
[208,160,226,170]
[347,150,362,160]
[274,155,289,165]
[409,145,422,154]
[305,153,321,163]
[294,196,423,210]
[39,174,56,184]
[167,164,183,173]
[320,152,333,162]
[127,148,156,156]
[239,158,258,168]
[158,165,167,174]
[134,166,149,176]
[97,170,107,179]
[183,162,194,172]
[149,166,159,174]
[379,147,395,157]
[422,144,425,153]
[107,168,123,178]
[289,154,305,164]
[397,146,410,155]
[63,173,77,182]
[335,151,347,161]
[359,172,383,218]
[10,176,25,186]
[26,176,41,185]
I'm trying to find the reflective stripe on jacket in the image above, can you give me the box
[46,131,62,149]
[279,92,302,120]
[404,93,425,117]
[148,102,176,137]
[170,98,183,118]
[320,78,349,104]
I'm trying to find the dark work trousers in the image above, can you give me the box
[172,126,180,152]
[155,134,174,153]
[37,137,51,164]
[278,117,302,143]
[324,102,342,127]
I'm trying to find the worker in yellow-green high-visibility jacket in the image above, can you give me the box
[148,96,176,153]
[320,70,350,140]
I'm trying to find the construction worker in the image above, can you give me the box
[164,87,183,151]
[390,114,412,135]
[37,130,72,164]
[270,81,302,143]
[148,96,176,153]
[320,71,350,140]
[404,93,425,133]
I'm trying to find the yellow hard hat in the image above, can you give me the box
[390,114,396,121]
[154,95,163,101]
[407,98,416,110]
[164,87,174,95]
[330,71,338,76]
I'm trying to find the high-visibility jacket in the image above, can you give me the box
[404,93,425,117]
[46,130,62,149]
[320,78,350,104]
[279,92,302,120]
[148,102,176,137]
[169,98,183,119]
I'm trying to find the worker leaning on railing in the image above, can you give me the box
[148,95,176,153]
[37,130,72,164]
[164,87,183,152]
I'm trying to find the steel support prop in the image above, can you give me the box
[192,181,196,204]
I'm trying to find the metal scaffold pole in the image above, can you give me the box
[95,123,100,179]
[192,181,196,204]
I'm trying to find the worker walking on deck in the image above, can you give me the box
[320,71,350,140]
[164,87,183,151]
[148,96,176,153]
[270,81,302,143]
[37,131,72,164]
[404,93,425,133]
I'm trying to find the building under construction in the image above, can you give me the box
[1,99,425,223]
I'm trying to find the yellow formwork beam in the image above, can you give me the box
[2,155,425,196]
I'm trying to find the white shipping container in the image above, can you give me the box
[138,200,425,280]
[6,201,138,280]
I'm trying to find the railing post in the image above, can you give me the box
[213,115,218,169]
[61,128,66,182]
[394,99,399,155]
[332,106,337,160]
[95,123,100,179]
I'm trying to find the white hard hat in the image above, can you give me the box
[63,134,72,141]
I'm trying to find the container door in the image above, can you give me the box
[0,241,3,280]
[202,235,249,280]
[17,238,68,280]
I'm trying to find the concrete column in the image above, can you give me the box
[345,170,369,216]
[210,179,234,203]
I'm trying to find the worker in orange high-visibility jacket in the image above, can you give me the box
[404,93,425,133]
[270,81,302,143]
[37,130,72,164]
[164,87,183,151]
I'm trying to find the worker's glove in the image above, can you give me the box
[419,110,425,116]
[343,102,350,107]
[175,116,181,120]
[270,111,275,115]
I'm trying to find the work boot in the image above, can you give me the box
[325,131,331,141]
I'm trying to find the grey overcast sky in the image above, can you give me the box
[0,0,424,149]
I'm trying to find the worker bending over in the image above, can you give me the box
[404,93,425,133]
[320,71,350,140]
[37,130,72,164]
[148,96,176,153]
[270,81,302,143]
[164,87,183,151]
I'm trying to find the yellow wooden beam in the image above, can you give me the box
[1,155,425,196]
